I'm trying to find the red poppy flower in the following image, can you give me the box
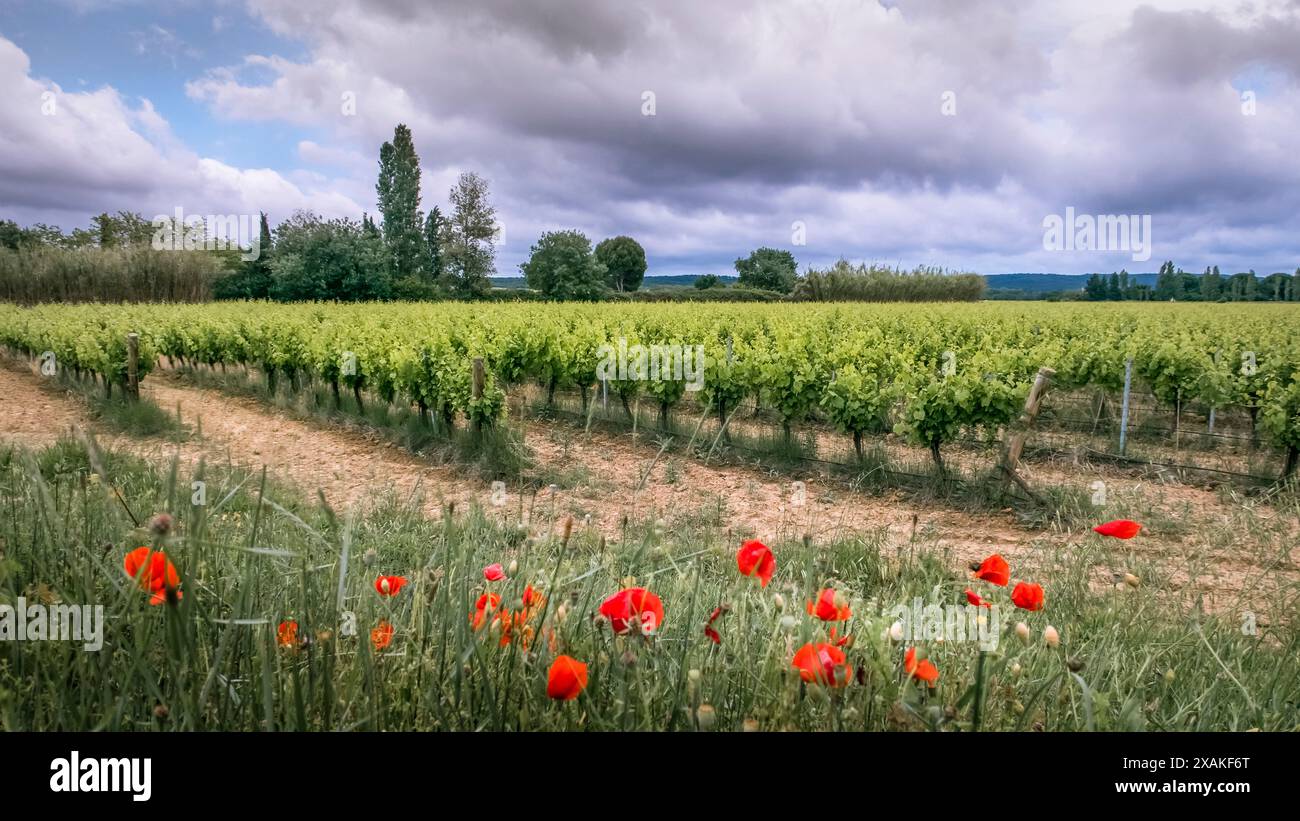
[599,587,665,636]
[484,563,506,581]
[1093,519,1141,539]
[277,620,299,648]
[521,584,542,608]
[805,588,851,621]
[546,655,588,701]
[371,620,394,651]
[1011,581,1045,611]
[964,589,992,608]
[704,606,726,645]
[736,539,776,587]
[974,554,1010,587]
[374,575,408,597]
[123,546,183,606]
[471,592,502,630]
[904,647,939,687]
[792,642,851,687]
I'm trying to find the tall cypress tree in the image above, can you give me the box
[425,207,444,284]
[376,124,425,285]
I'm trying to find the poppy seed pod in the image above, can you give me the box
[148,513,173,536]
[696,704,717,730]
[832,590,849,611]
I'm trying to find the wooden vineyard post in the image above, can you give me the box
[998,366,1055,500]
[471,357,485,434]
[126,333,140,401]
[1118,357,1133,456]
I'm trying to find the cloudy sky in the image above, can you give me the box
[2,0,1299,276]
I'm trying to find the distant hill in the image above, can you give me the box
[490,274,739,290]
[983,273,1158,293]
[491,273,1166,293]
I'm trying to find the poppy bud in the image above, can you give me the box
[1015,622,1031,644]
[362,548,377,566]
[153,703,169,720]
[562,516,573,545]
[1124,573,1140,588]
[1043,625,1060,647]
[742,718,760,732]
[688,668,701,683]
[1012,700,1025,715]
[1010,661,1022,677]
[1164,668,1176,684]
[773,593,786,611]
[556,603,569,624]
[889,621,905,642]
[780,615,797,632]
[696,704,716,730]
[508,559,519,575]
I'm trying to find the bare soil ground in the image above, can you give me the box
[2,360,1296,618]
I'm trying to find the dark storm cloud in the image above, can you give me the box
[7,0,1300,274]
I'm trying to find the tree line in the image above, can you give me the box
[1083,262,1300,302]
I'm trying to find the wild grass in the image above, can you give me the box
[0,436,1295,731]
[169,363,531,481]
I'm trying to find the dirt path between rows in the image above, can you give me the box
[2,361,1030,554]
[2,361,1296,617]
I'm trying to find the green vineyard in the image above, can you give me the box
[4,301,1300,475]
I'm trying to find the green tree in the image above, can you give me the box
[376,124,425,284]
[266,211,390,302]
[1202,266,1221,301]
[439,172,497,298]
[425,207,444,282]
[1084,273,1106,300]
[694,274,720,290]
[1107,272,1122,300]
[213,212,275,300]
[594,235,647,292]
[520,230,607,300]
[0,220,28,250]
[91,211,153,248]
[734,247,798,293]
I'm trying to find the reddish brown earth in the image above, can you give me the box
[2,360,1295,617]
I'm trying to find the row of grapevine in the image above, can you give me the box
[4,301,1300,473]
